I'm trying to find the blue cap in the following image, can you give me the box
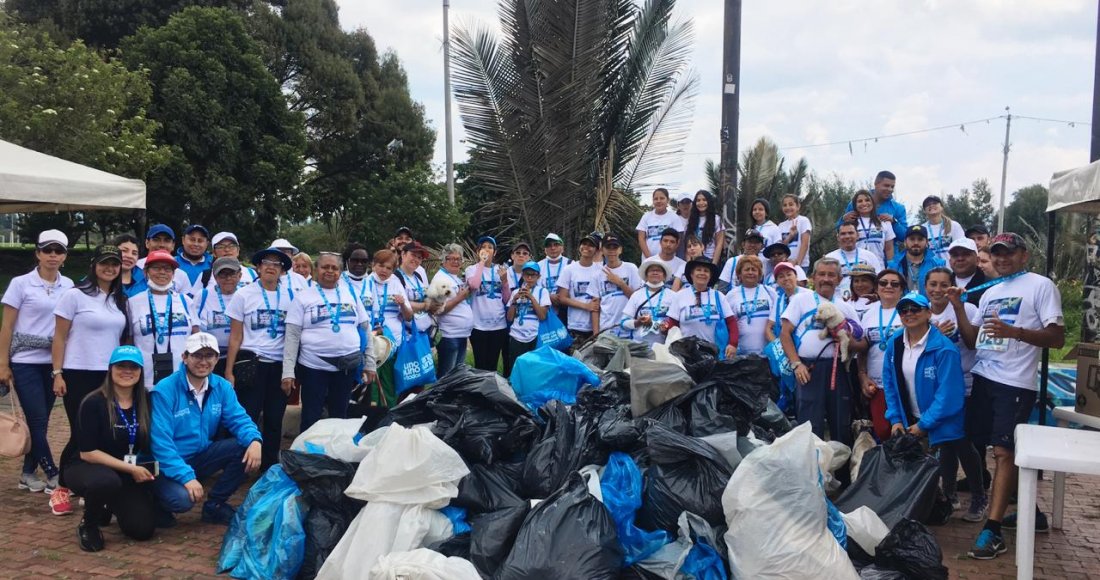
[146,224,175,240]
[521,260,540,273]
[476,235,497,247]
[109,345,144,367]
[252,247,292,272]
[184,224,210,239]
[897,292,930,310]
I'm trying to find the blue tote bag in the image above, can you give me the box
[394,323,437,395]
[536,311,573,351]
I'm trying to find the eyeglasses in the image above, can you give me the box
[39,246,67,255]
[877,280,902,288]
[898,305,926,315]
[444,256,462,262]
[187,351,218,361]
[260,259,284,268]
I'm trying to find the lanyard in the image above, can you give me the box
[369,277,388,328]
[773,288,789,336]
[317,284,343,333]
[443,271,470,304]
[515,287,541,326]
[858,216,875,239]
[115,403,138,455]
[482,266,499,298]
[148,292,173,346]
[215,285,227,312]
[928,221,945,252]
[961,270,1026,301]
[740,284,766,319]
[511,269,522,292]
[545,258,565,287]
[259,283,283,339]
[839,248,859,272]
[344,273,368,305]
[693,289,718,322]
[877,305,899,351]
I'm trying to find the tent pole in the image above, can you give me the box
[1039,211,1056,428]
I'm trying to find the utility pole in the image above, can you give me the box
[996,106,1012,233]
[719,0,742,237]
[443,0,456,205]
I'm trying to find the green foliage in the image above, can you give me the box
[344,167,468,253]
[941,178,994,231]
[1052,278,1082,361]
[121,6,306,249]
[1003,184,1049,236]
[803,173,859,262]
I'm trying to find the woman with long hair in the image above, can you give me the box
[51,245,130,515]
[636,188,685,258]
[686,190,725,261]
[847,189,896,264]
[778,194,812,268]
[749,198,783,247]
[921,196,964,263]
[65,346,157,551]
[431,244,473,377]
[0,230,74,495]
[111,234,145,297]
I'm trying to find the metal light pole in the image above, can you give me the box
[996,106,1012,233]
[719,0,742,237]
[443,0,456,205]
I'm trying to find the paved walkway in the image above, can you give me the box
[0,403,1098,579]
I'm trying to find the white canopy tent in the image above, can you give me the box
[1049,159,1100,214]
[0,139,145,214]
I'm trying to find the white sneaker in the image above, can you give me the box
[18,472,47,493]
[44,475,59,495]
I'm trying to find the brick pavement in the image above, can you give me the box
[1,403,1099,579]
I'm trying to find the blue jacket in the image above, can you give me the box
[150,369,261,484]
[123,267,147,298]
[888,250,945,297]
[175,249,213,286]
[881,326,965,446]
[839,196,909,247]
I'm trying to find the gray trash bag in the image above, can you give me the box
[630,358,695,417]
[574,334,654,371]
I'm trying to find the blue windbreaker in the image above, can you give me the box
[881,325,965,446]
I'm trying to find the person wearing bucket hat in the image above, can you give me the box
[194,257,243,376]
[845,263,880,319]
[129,250,196,392]
[172,225,213,300]
[920,195,963,263]
[538,233,572,322]
[724,254,777,355]
[665,258,738,359]
[557,233,605,342]
[466,235,512,372]
[504,261,551,375]
[264,239,308,294]
[225,247,297,468]
[597,234,642,338]
[0,229,74,496]
[888,225,945,296]
[619,257,675,345]
[636,187,686,259]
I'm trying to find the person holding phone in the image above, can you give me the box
[504,262,551,376]
[64,346,157,551]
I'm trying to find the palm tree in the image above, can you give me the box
[451,0,698,249]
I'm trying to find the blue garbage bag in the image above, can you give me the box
[681,538,727,580]
[441,505,472,535]
[600,452,670,565]
[218,465,306,580]
[511,345,600,410]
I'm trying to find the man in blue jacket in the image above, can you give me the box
[151,332,262,526]
[881,292,987,522]
[889,225,945,296]
[173,225,214,299]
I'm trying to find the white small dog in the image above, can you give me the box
[425,276,456,314]
[815,301,852,363]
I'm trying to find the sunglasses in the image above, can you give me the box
[877,280,903,288]
[39,246,67,255]
[898,305,926,316]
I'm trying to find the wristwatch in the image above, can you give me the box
[51,369,64,378]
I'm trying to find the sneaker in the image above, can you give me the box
[49,487,73,516]
[968,529,1007,560]
[44,475,59,495]
[201,501,236,525]
[77,518,104,552]
[1002,511,1050,533]
[18,472,47,493]
[963,494,989,523]
[949,494,961,512]
[154,509,177,529]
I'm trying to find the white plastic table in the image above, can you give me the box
[1014,424,1100,580]
[1051,406,1100,529]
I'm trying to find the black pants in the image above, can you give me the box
[796,357,854,448]
[237,361,287,467]
[65,460,155,540]
[59,369,107,488]
[470,328,509,373]
[504,337,538,378]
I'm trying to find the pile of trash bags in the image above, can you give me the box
[218,338,950,580]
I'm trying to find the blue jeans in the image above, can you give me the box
[11,363,57,476]
[298,365,356,432]
[153,438,247,512]
[436,336,468,378]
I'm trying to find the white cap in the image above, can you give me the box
[795,265,808,281]
[948,237,978,254]
[677,191,693,202]
[37,229,69,249]
[211,231,238,247]
[270,238,298,254]
[184,332,219,354]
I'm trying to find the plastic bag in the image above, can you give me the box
[597,405,645,451]
[468,503,529,577]
[600,452,671,565]
[873,519,948,580]
[454,463,525,514]
[291,418,376,462]
[497,474,623,579]
[668,336,718,381]
[368,549,480,580]
[630,358,695,417]
[344,424,470,504]
[633,511,727,580]
[279,451,365,580]
[849,430,877,482]
[520,400,601,498]
[636,422,733,533]
[857,565,908,579]
[395,323,437,395]
[317,503,454,580]
[700,432,743,472]
[537,310,573,351]
[218,465,305,580]
[575,334,653,371]
[510,345,600,409]
[835,434,940,529]
[721,423,859,580]
[841,506,890,558]
[440,505,471,535]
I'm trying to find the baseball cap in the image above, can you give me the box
[965,224,991,237]
[146,224,175,240]
[947,238,978,254]
[183,224,210,239]
[772,261,798,277]
[905,225,929,239]
[921,195,943,209]
[212,257,242,276]
[848,263,878,279]
[270,238,298,254]
[763,242,790,259]
[602,234,622,247]
[521,261,540,273]
[253,247,292,271]
[108,345,144,367]
[677,192,693,203]
[897,292,931,310]
[476,235,497,248]
[184,332,220,355]
[37,229,69,249]
[91,245,122,265]
[510,241,532,254]
[395,226,413,238]
[401,241,430,259]
[544,233,564,246]
[743,229,764,243]
[211,232,239,247]
[144,250,178,269]
[990,232,1026,251]
[580,233,600,247]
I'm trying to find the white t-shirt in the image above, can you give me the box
[128,290,195,389]
[777,215,813,267]
[752,221,784,247]
[287,282,370,371]
[848,295,876,320]
[365,273,409,346]
[854,216,896,264]
[782,291,858,360]
[922,218,964,263]
[1,270,75,364]
[726,283,777,355]
[537,257,572,297]
[655,255,686,289]
[902,328,929,418]
[930,302,979,391]
[226,281,295,360]
[282,271,310,295]
[825,248,884,301]
[618,286,674,345]
[689,215,725,259]
[599,262,643,338]
[557,261,605,332]
[636,209,685,257]
[465,264,509,332]
[431,270,473,339]
[860,304,903,385]
[396,269,433,333]
[972,272,1064,391]
[668,287,734,345]
[507,286,552,343]
[53,288,127,370]
[194,287,235,355]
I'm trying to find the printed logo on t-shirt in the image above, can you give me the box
[643,303,671,320]
[140,312,191,337]
[249,309,287,332]
[476,280,502,298]
[309,303,356,325]
[602,279,624,296]
[738,299,770,319]
[207,311,231,332]
[646,224,666,240]
[574,281,594,299]
[687,304,718,322]
[977,296,1022,351]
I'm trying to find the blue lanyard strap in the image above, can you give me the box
[215,285,226,311]
[877,305,899,351]
[344,273,368,302]
[317,285,343,333]
[740,284,766,319]
[839,248,859,271]
[115,403,137,454]
[148,292,173,346]
[961,270,1026,301]
[369,277,388,328]
[259,283,283,339]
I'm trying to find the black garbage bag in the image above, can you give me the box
[873,519,948,580]
[469,503,529,577]
[635,422,734,533]
[497,474,623,579]
[598,405,645,451]
[630,358,695,417]
[455,463,525,514]
[835,434,940,529]
[374,364,539,465]
[520,400,602,498]
[575,334,654,371]
[668,336,718,382]
[703,356,776,429]
[683,383,737,437]
[640,400,688,434]
[278,451,364,580]
[427,533,471,560]
[754,398,793,438]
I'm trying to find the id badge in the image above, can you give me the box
[124,454,138,465]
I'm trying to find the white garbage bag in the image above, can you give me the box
[368,548,481,580]
[841,506,890,557]
[290,418,382,463]
[849,430,877,482]
[813,437,852,495]
[721,423,859,580]
[318,503,453,580]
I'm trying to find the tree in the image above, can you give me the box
[345,166,469,252]
[706,137,809,241]
[1004,184,1049,236]
[941,178,994,231]
[451,0,698,248]
[121,7,306,249]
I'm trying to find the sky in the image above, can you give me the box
[338,0,1097,215]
